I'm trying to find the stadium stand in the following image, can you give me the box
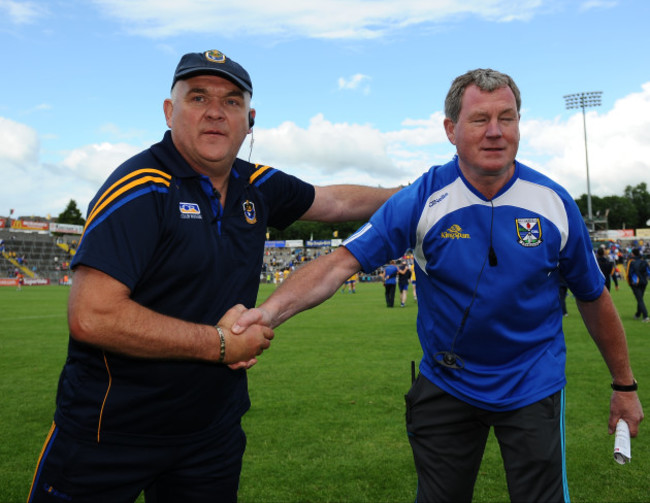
[0,230,75,282]
[1,228,387,285]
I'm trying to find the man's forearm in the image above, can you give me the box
[68,266,272,363]
[576,288,634,383]
[332,185,401,221]
[576,287,644,435]
[302,185,400,222]
[261,247,360,328]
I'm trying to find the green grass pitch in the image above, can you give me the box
[1,281,648,502]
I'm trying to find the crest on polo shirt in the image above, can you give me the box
[179,202,202,219]
[243,200,257,224]
[516,218,542,247]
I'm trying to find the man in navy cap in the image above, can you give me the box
[27,50,400,503]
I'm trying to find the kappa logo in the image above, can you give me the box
[179,202,202,219]
[516,218,542,247]
[440,224,470,239]
[243,200,257,224]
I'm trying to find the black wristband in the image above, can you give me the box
[611,380,638,392]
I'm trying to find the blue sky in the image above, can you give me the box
[1,0,649,219]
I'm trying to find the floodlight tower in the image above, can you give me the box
[563,91,602,232]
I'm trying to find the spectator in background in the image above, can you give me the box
[626,247,649,322]
[341,272,358,293]
[606,245,620,290]
[410,261,418,302]
[612,263,621,291]
[382,260,398,307]
[397,260,411,307]
[597,246,614,291]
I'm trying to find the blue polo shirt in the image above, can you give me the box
[56,131,314,445]
[384,264,398,285]
[344,157,604,411]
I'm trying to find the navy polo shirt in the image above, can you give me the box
[55,131,314,444]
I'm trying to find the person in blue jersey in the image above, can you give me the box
[234,69,644,502]
[382,260,398,307]
[27,50,399,503]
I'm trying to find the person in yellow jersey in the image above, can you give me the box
[410,261,417,301]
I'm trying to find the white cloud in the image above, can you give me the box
[5,82,650,217]
[244,111,450,187]
[245,114,403,184]
[248,85,650,196]
[386,112,448,146]
[60,142,142,185]
[0,0,42,24]
[338,74,372,94]
[98,123,149,141]
[22,103,52,114]
[519,82,650,198]
[580,1,618,12]
[0,120,140,217]
[0,117,40,167]
[91,0,548,39]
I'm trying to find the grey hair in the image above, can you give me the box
[444,69,521,123]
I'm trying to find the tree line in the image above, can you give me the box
[575,182,650,230]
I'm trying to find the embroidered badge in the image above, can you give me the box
[243,200,257,224]
[516,218,542,247]
[205,50,226,64]
[179,202,202,219]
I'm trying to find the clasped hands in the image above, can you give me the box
[216,304,273,369]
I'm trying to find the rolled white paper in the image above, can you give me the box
[613,419,631,464]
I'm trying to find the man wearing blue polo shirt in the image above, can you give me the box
[382,260,398,307]
[28,50,399,503]
[235,68,644,502]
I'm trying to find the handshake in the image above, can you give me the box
[214,304,274,369]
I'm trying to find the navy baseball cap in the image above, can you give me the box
[171,50,253,95]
